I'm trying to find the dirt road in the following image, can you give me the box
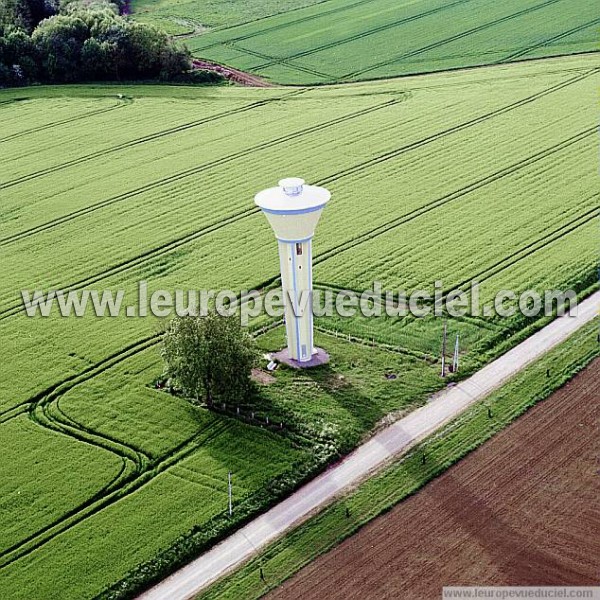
[271,359,600,599]
[138,291,599,600]
[192,60,273,87]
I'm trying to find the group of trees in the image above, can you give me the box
[0,0,207,86]
[162,311,259,407]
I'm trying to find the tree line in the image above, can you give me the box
[0,0,219,86]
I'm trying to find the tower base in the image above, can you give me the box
[272,347,329,369]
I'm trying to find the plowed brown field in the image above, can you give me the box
[271,359,600,600]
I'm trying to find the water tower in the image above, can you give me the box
[255,178,331,367]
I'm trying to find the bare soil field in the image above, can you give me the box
[271,359,600,600]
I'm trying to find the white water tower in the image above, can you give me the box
[255,178,331,366]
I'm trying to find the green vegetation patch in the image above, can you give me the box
[130,0,329,30]
[183,0,600,84]
[198,321,600,600]
[0,55,598,598]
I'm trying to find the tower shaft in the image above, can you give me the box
[278,239,313,362]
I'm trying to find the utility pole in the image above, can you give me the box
[452,334,459,373]
[441,321,447,378]
[228,471,232,517]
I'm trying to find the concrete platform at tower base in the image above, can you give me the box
[272,347,330,369]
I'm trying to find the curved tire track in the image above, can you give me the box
[0,413,230,569]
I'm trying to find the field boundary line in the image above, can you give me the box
[137,291,600,600]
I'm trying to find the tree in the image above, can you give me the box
[0,25,38,85]
[32,14,88,81]
[161,311,258,407]
[1,0,199,87]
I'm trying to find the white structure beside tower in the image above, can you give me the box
[255,178,331,364]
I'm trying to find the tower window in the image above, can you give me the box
[296,243,303,255]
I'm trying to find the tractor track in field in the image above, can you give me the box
[0,335,159,421]
[0,98,129,144]
[0,330,234,569]
[244,0,476,72]
[498,16,600,62]
[0,207,259,322]
[445,204,598,293]
[315,204,598,309]
[316,69,598,185]
[0,73,594,323]
[0,97,403,249]
[192,0,389,52]
[0,404,30,424]
[0,401,230,568]
[1,212,595,566]
[313,125,596,265]
[0,415,232,569]
[0,314,298,567]
[221,44,334,79]
[345,0,565,78]
[0,89,308,191]
[0,67,592,253]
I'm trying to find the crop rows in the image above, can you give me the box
[246,0,562,76]
[0,56,597,599]
[0,67,594,318]
[318,136,596,292]
[185,0,597,84]
[0,58,596,410]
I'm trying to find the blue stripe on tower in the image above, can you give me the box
[262,204,326,216]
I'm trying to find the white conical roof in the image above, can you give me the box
[255,178,331,214]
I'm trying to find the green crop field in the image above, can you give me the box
[0,53,598,599]
[130,0,328,34]
[134,0,600,84]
